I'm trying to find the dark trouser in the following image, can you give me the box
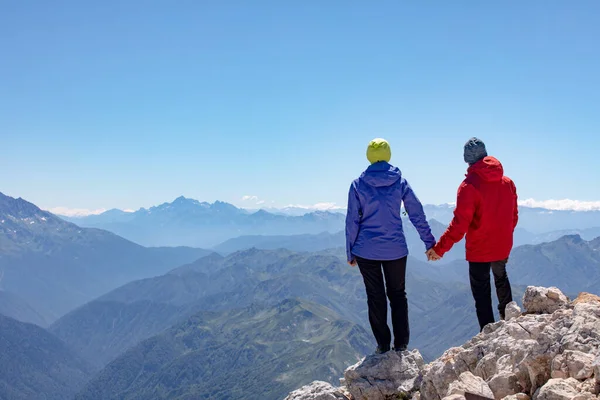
[356,256,408,350]
[469,259,513,331]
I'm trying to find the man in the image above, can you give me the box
[346,138,435,354]
[427,138,518,331]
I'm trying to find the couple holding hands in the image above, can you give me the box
[345,137,518,354]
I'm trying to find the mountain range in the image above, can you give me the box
[212,221,599,265]
[48,240,564,399]
[60,196,345,248]
[58,197,600,250]
[49,229,600,366]
[507,234,600,294]
[51,244,530,371]
[0,192,210,322]
[3,191,600,400]
[422,204,600,234]
[213,220,466,263]
[74,299,372,400]
[49,249,373,368]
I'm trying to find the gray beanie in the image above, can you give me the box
[463,137,488,165]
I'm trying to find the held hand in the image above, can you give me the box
[426,248,441,261]
[348,259,357,267]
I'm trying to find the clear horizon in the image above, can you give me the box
[3,2,599,212]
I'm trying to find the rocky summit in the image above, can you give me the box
[285,286,600,400]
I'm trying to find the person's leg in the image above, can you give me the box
[356,257,392,351]
[382,256,409,350]
[469,262,495,331]
[492,259,513,320]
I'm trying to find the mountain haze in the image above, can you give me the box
[0,192,210,321]
[62,196,345,248]
[423,204,600,233]
[6,193,600,399]
[0,314,93,400]
[214,218,468,263]
[0,290,47,327]
[74,299,372,400]
[52,248,490,368]
[418,234,600,297]
[61,197,600,264]
[64,201,600,239]
[50,249,368,367]
[507,234,600,294]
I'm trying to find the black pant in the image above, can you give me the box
[356,256,408,350]
[469,259,513,331]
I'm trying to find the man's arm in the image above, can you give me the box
[403,181,435,250]
[433,182,478,257]
[345,183,361,263]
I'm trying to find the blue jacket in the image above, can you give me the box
[345,162,435,262]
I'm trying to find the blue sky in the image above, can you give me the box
[2,1,599,214]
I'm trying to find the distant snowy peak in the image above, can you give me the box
[283,202,345,211]
[424,203,456,209]
[518,198,600,212]
[265,205,345,216]
[45,207,108,217]
[428,200,600,212]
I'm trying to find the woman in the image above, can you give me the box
[346,138,435,354]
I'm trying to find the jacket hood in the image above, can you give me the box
[468,156,504,182]
[359,162,402,187]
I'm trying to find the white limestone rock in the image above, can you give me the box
[284,381,349,400]
[505,301,523,321]
[344,349,425,400]
[551,350,595,380]
[502,394,531,400]
[488,371,523,399]
[523,286,569,314]
[446,372,494,399]
[533,378,579,400]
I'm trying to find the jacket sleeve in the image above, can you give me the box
[345,182,361,262]
[433,182,478,257]
[511,180,519,230]
[402,180,436,250]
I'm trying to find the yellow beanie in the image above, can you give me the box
[366,138,391,164]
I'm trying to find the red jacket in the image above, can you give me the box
[433,156,518,262]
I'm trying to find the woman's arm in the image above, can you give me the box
[345,183,361,263]
[403,180,436,250]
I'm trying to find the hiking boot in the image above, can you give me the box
[375,346,390,354]
[394,344,408,352]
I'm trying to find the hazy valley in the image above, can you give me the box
[1,192,599,399]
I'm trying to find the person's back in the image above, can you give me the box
[430,138,518,329]
[350,162,431,261]
[346,138,435,354]
[460,156,517,262]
